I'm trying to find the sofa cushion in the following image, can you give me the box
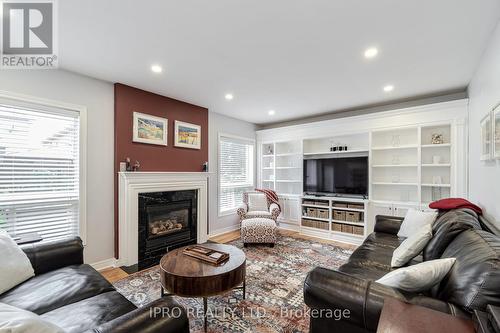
[41,291,136,333]
[0,302,65,333]
[338,233,405,280]
[397,208,437,238]
[0,230,35,295]
[392,224,433,267]
[0,264,114,315]
[245,210,272,218]
[436,229,500,312]
[423,208,481,261]
[247,193,268,211]
[377,258,456,292]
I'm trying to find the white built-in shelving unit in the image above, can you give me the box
[259,140,303,227]
[257,100,468,245]
[369,123,453,206]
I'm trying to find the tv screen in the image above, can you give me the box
[303,157,368,196]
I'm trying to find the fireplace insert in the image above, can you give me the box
[137,190,197,270]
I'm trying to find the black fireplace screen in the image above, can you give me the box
[137,190,197,270]
[147,201,190,238]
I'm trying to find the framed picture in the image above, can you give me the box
[480,113,492,161]
[133,112,168,146]
[494,104,500,159]
[174,121,201,149]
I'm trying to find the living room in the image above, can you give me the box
[0,1,499,332]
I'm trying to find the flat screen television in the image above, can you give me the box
[303,156,368,197]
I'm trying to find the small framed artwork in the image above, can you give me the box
[480,113,492,161]
[494,104,500,159]
[174,121,201,149]
[133,112,168,146]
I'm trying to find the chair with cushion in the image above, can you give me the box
[237,191,281,223]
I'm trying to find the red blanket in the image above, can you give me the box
[255,188,281,210]
[429,198,482,215]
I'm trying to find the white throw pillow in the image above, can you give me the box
[0,302,65,333]
[0,230,35,295]
[247,193,268,212]
[391,224,433,267]
[376,258,456,292]
[397,208,438,238]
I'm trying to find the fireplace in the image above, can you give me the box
[137,190,197,270]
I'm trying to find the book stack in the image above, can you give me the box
[183,245,230,265]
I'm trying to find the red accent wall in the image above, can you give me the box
[114,83,208,257]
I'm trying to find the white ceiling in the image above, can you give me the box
[59,0,500,125]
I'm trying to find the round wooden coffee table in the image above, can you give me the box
[159,243,246,332]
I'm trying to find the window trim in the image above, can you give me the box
[0,90,88,245]
[217,132,255,217]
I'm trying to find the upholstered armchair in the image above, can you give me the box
[237,191,281,223]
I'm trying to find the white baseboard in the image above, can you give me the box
[90,258,118,271]
[278,222,301,232]
[208,224,240,238]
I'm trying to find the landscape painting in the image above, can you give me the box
[174,121,201,149]
[133,112,168,146]
[480,113,492,161]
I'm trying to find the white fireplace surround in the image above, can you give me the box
[117,172,210,266]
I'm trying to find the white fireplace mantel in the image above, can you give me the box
[117,172,211,266]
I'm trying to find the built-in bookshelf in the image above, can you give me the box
[259,140,303,227]
[370,123,453,205]
[259,140,302,196]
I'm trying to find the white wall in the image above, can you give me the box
[468,22,500,225]
[208,112,257,235]
[0,70,115,264]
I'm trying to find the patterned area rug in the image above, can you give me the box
[113,236,353,332]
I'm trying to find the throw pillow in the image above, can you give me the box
[0,302,65,333]
[376,258,456,292]
[391,224,433,267]
[247,193,268,212]
[0,230,35,295]
[429,198,482,214]
[397,208,438,238]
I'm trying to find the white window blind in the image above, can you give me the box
[218,135,254,215]
[0,103,81,241]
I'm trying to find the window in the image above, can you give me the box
[218,134,255,215]
[0,99,84,242]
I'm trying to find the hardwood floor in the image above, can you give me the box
[99,227,356,283]
[100,266,129,283]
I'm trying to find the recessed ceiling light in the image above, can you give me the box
[225,93,234,100]
[151,64,162,73]
[383,85,394,92]
[364,47,378,59]
[268,110,276,116]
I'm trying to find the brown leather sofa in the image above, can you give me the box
[304,209,500,333]
[0,237,189,333]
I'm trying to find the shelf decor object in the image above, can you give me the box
[494,104,500,159]
[431,133,444,144]
[480,113,493,161]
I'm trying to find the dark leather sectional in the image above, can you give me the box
[0,237,189,333]
[304,208,500,333]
